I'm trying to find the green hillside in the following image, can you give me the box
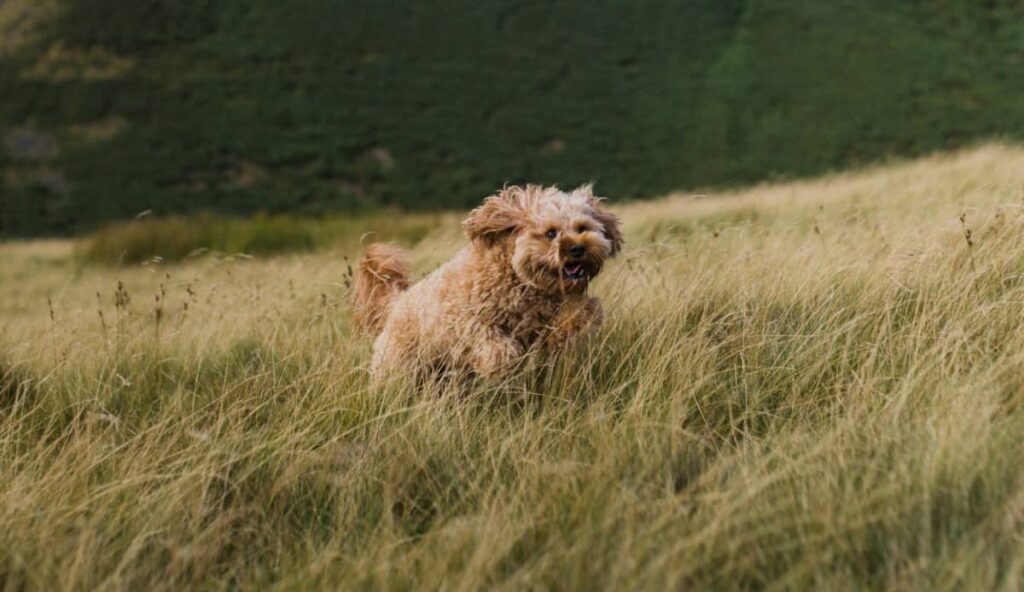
[2,0,1024,236]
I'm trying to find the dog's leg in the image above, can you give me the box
[545,296,603,351]
[369,333,399,379]
[467,329,525,378]
[370,326,419,380]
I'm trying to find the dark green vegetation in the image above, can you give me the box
[3,0,1024,236]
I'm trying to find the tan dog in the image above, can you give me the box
[353,184,622,380]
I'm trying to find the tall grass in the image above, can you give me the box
[80,211,457,264]
[3,144,1024,590]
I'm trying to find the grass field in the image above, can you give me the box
[4,144,1024,590]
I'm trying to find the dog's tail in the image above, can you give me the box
[353,243,412,335]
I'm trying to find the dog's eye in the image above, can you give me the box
[545,229,558,239]
[577,225,588,234]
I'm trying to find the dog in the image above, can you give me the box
[353,184,622,380]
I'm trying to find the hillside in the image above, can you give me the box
[3,0,1024,236]
[3,144,1024,589]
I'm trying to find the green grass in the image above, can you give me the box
[79,211,456,264]
[5,1,1024,236]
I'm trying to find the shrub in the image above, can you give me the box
[79,211,453,264]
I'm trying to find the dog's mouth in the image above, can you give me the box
[562,261,587,281]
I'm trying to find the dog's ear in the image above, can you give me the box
[463,186,529,244]
[575,184,623,257]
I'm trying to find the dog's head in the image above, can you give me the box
[462,184,623,295]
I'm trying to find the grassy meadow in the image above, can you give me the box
[5,144,1024,589]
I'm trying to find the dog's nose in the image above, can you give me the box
[568,245,585,258]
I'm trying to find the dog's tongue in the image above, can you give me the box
[566,263,584,275]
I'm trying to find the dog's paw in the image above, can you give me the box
[546,296,602,350]
[469,334,526,378]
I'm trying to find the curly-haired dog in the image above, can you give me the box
[353,184,623,379]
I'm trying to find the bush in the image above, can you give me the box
[80,211,452,264]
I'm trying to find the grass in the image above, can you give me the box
[79,211,458,265]
[4,143,1024,589]
[7,0,1024,237]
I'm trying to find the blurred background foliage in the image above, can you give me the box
[3,0,1024,237]
[78,210,453,264]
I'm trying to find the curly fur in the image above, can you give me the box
[353,184,623,379]
[353,243,412,334]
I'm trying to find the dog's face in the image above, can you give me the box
[463,184,623,295]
